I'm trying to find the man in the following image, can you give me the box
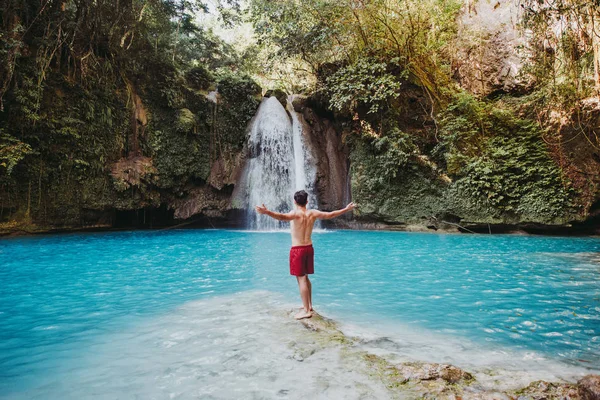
[255,190,355,320]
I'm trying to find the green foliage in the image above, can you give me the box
[175,108,198,132]
[0,130,32,175]
[0,0,588,230]
[0,0,258,227]
[520,0,599,103]
[148,127,211,189]
[215,73,262,148]
[455,134,572,219]
[146,73,260,190]
[249,0,462,104]
[349,127,417,192]
[434,92,490,174]
[325,58,406,114]
[185,66,214,90]
[350,133,446,222]
[249,0,342,67]
[350,90,576,224]
[437,93,575,220]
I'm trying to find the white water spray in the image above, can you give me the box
[243,96,319,230]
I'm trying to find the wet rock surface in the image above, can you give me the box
[512,380,580,400]
[169,186,230,220]
[294,311,594,400]
[579,375,600,400]
[297,103,351,212]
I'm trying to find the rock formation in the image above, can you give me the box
[292,96,351,212]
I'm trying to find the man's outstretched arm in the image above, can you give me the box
[312,202,356,220]
[255,204,295,221]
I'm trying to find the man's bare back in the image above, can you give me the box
[255,203,355,246]
[290,209,316,246]
[255,190,355,320]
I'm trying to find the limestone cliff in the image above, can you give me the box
[292,96,351,212]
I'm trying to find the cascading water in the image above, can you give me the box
[243,96,319,230]
[288,95,319,215]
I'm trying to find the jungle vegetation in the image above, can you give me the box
[248,0,599,225]
[1,0,599,231]
[0,0,260,229]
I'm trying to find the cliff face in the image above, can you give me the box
[292,97,351,212]
[0,0,266,234]
[452,0,528,97]
[0,69,261,234]
[547,98,600,224]
[451,0,600,229]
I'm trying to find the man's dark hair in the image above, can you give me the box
[294,190,308,206]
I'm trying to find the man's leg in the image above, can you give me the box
[295,275,312,320]
[297,276,314,311]
[307,276,313,311]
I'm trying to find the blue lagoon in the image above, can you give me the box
[0,230,599,398]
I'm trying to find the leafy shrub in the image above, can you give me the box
[185,66,213,91]
[0,129,32,175]
[349,127,417,192]
[216,74,261,148]
[438,93,575,220]
[325,58,406,114]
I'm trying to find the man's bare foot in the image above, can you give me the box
[299,306,314,312]
[294,310,313,320]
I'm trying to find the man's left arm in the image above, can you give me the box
[255,204,295,221]
[312,202,355,220]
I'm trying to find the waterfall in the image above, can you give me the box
[243,96,319,230]
[287,95,319,225]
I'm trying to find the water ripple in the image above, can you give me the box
[0,230,599,397]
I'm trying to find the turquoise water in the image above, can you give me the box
[1,229,599,398]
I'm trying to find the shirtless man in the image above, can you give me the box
[255,190,355,320]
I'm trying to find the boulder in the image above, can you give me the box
[264,89,287,108]
[579,375,600,400]
[207,151,245,191]
[394,362,473,384]
[513,380,580,400]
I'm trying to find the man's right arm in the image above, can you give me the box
[312,202,355,220]
[255,204,295,221]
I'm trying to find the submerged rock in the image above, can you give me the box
[512,380,580,400]
[362,353,476,399]
[579,375,600,400]
[292,310,591,400]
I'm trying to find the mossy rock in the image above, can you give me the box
[265,88,288,108]
[185,66,213,91]
[175,108,196,133]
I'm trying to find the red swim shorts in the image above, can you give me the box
[289,244,314,276]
